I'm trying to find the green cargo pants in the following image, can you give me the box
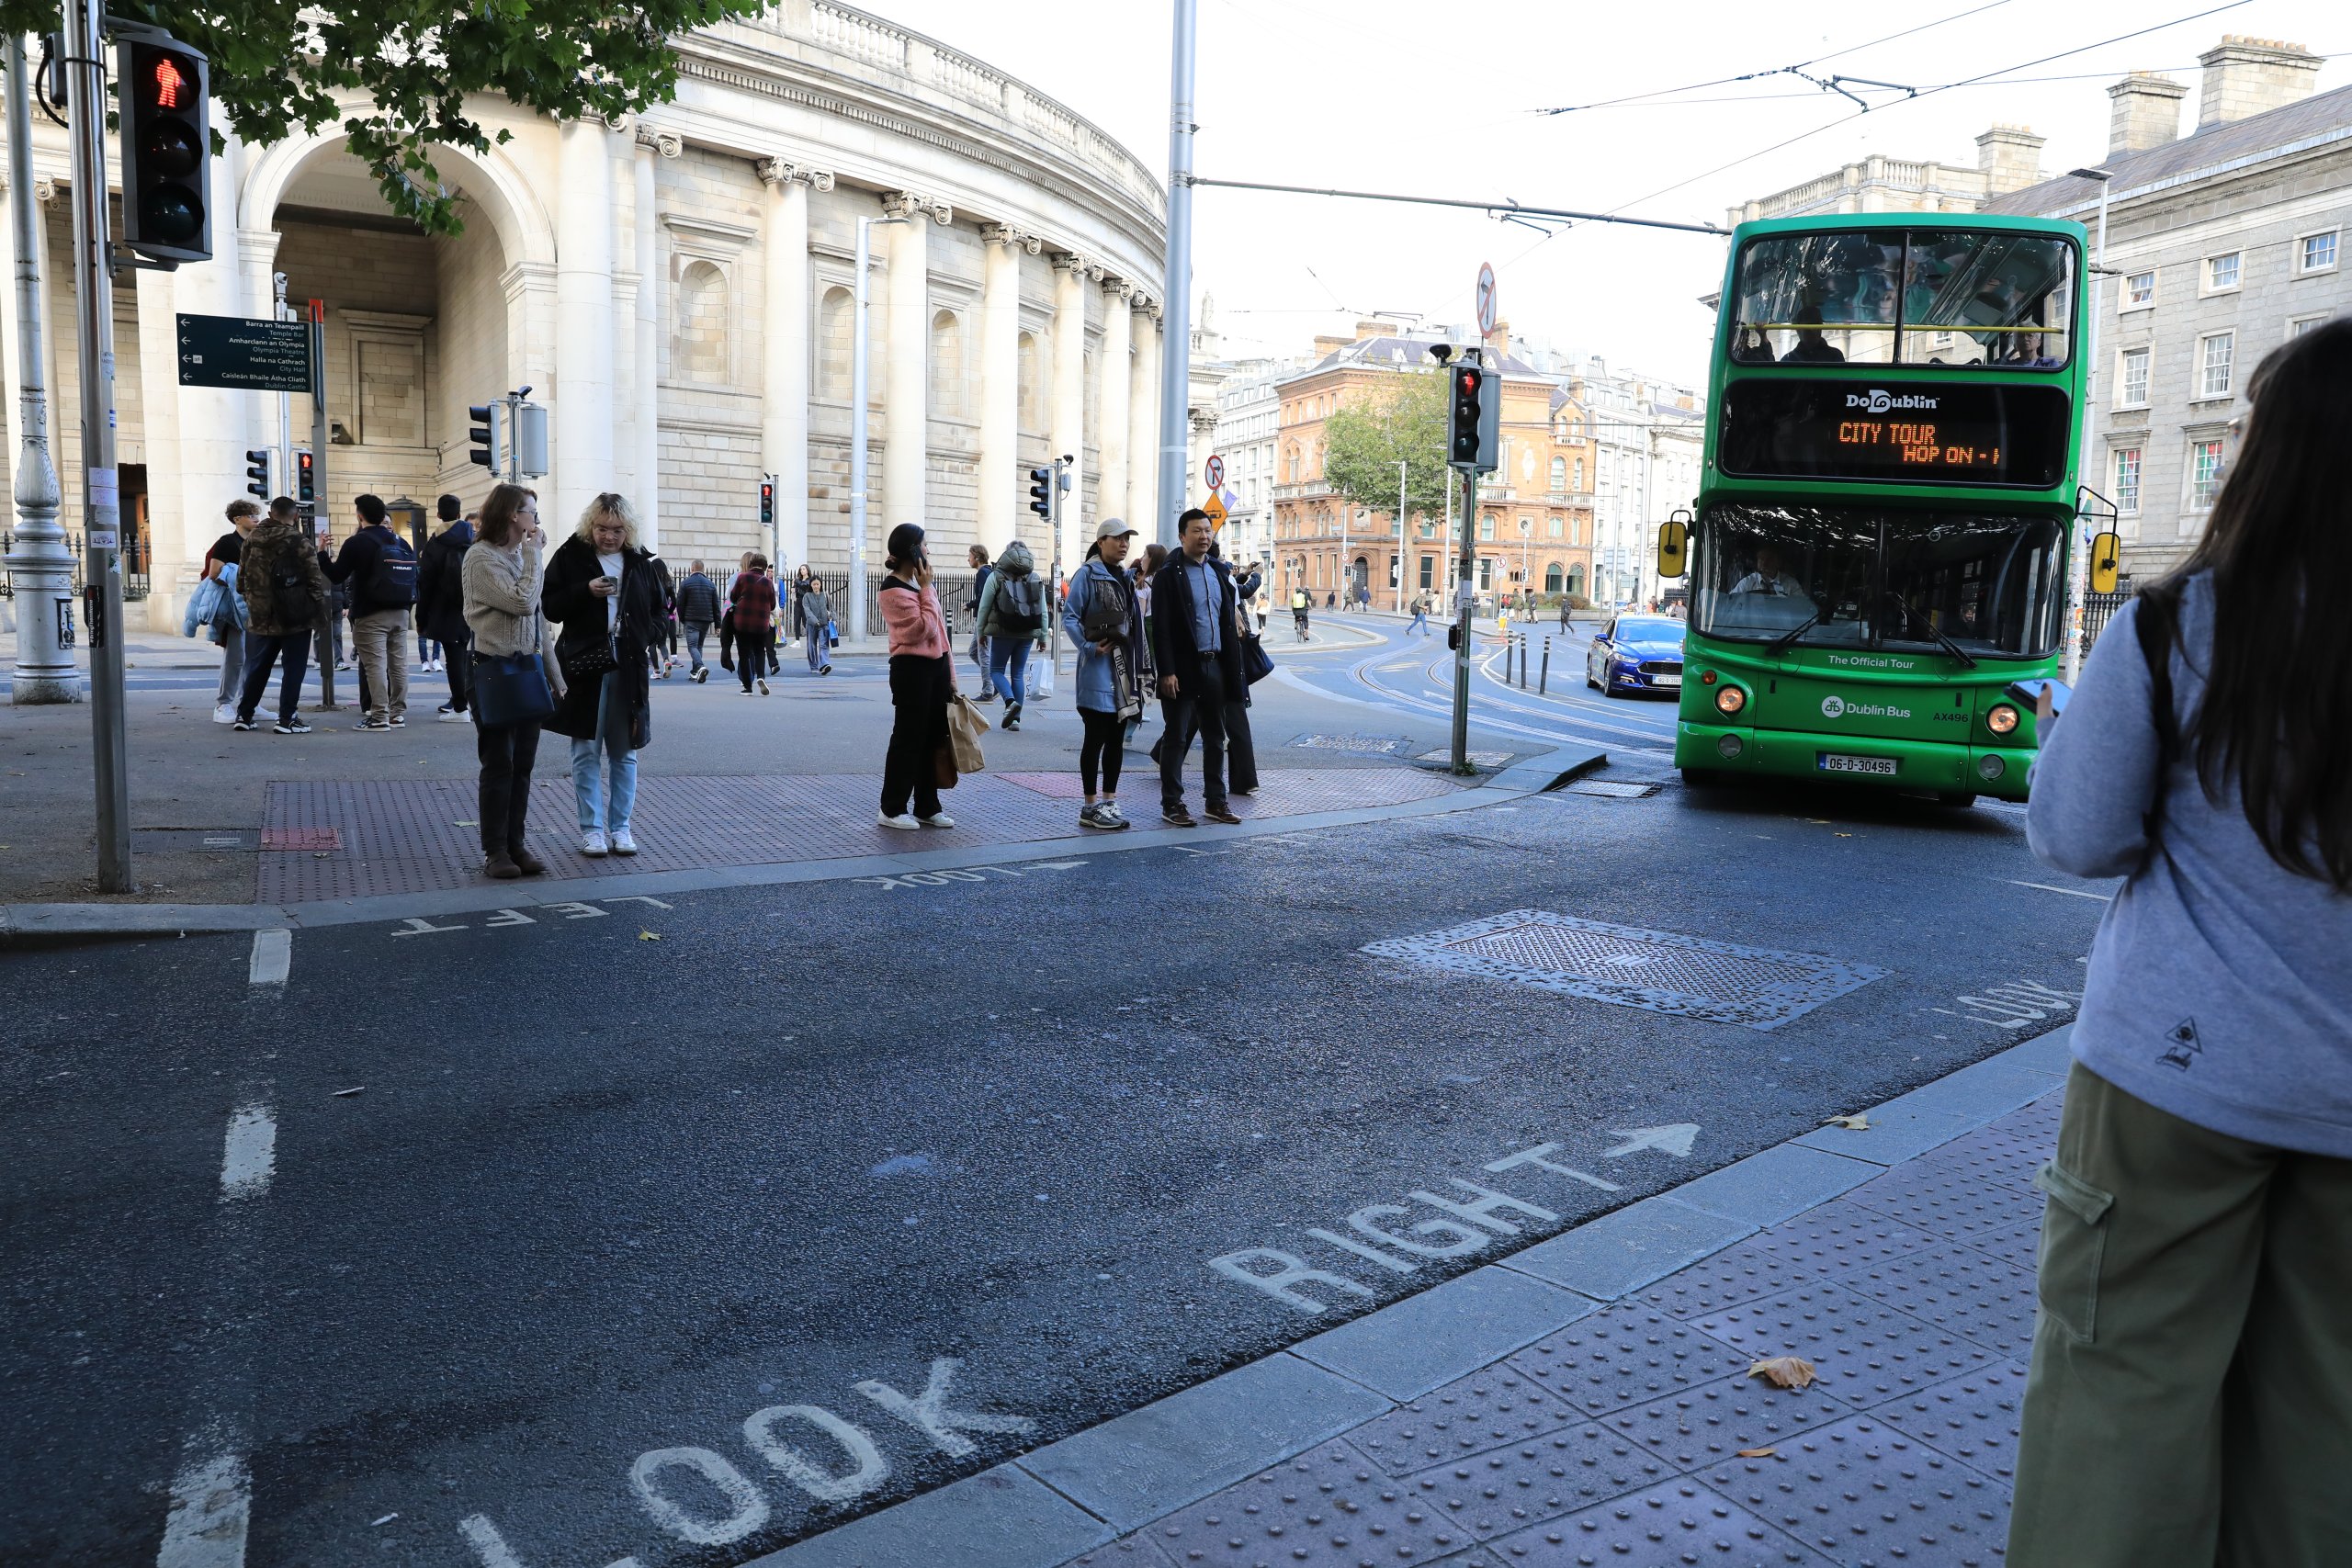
[2009,1062,2352,1568]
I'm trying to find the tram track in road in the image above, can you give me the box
[1328,626,1680,761]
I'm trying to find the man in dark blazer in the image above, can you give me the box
[1151,508,1244,827]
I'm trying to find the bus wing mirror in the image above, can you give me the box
[1656,520,1689,580]
[2087,530,2121,595]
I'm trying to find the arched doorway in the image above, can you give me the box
[1544,562,1563,594]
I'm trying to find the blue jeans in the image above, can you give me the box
[684,621,710,672]
[806,622,831,672]
[1407,611,1429,636]
[988,636,1032,706]
[568,671,638,835]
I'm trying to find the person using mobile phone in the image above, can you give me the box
[542,492,660,858]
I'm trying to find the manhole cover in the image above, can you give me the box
[1566,781,1658,798]
[1418,748,1511,766]
[1290,732,1413,755]
[132,828,260,852]
[1364,909,1884,1030]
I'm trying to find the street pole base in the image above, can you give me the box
[9,676,84,705]
[1450,761,1482,777]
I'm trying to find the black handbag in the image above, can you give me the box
[560,631,617,683]
[473,650,555,727]
[1241,634,1275,685]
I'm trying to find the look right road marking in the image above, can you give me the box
[246,929,290,987]
[219,1105,276,1201]
[157,1435,249,1568]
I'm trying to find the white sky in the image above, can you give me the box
[873,0,2344,388]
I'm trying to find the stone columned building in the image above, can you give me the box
[0,0,1167,629]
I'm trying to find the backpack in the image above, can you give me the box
[996,570,1043,635]
[368,532,419,608]
[269,547,318,628]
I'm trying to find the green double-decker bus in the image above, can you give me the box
[1666,213,2090,804]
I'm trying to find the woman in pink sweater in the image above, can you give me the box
[876,522,958,829]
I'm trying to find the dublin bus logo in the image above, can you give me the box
[1847,389,1937,413]
[1821,694,1846,718]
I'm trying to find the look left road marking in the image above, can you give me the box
[219,1105,276,1201]
[246,929,290,987]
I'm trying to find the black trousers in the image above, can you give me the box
[238,629,311,724]
[443,629,473,712]
[474,715,542,855]
[881,654,951,818]
[1160,662,1231,813]
[1080,706,1125,795]
[1159,685,1258,794]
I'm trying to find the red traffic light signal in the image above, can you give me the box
[117,32,211,263]
[146,54,191,109]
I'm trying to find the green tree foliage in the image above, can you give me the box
[17,0,763,233]
[1320,371,1452,529]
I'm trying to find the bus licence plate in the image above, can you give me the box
[1818,752,1897,777]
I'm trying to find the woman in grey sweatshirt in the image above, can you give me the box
[2008,320,2352,1566]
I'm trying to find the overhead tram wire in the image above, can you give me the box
[1596,0,2253,218]
[1531,0,2018,118]
[1180,178,1726,235]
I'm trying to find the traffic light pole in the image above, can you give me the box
[64,0,131,887]
[1450,468,1478,775]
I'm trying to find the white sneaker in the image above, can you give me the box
[609,828,637,855]
[877,811,921,830]
[582,829,609,856]
[211,702,236,725]
[917,811,956,829]
[757,677,770,695]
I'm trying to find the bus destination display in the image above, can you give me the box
[1718,379,2070,489]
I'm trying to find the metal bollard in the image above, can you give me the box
[1539,640,1549,694]
[1518,632,1529,690]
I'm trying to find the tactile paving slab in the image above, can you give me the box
[1899,1123,2052,1192]
[1639,1202,1940,1322]
[1055,1534,1179,1568]
[1506,1304,1755,1416]
[1866,1360,2030,1484]
[1952,1219,2041,1276]
[1698,1414,2011,1567]
[1840,1160,2046,1243]
[1402,1421,1682,1540]
[260,765,1459,901]
[1590,1372,1847,1474]
[1455,1477,1827,1566]
[1346,1366,1578,1476]
[1363,910,1885,1031]
[1693,1282,1999,1409]
[1145,1439,1476,1566]
[1836,1246,2039,1358]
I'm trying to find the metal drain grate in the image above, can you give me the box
[1565,780,1658,798]
[1418,748,1511,767]
[1364,910,1884,1030]
[1288,732,1414,754]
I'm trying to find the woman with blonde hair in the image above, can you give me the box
[543,492,662,856]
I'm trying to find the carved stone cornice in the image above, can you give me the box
[1101,276,1135,302]
[635,126,684,158]
[883,190,953,225]
[981,223,1043,254]
[1050,251,1102,280]
[757,158,835,191]
[34,178,58,205]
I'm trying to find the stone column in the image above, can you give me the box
[632,129,681,549]
[555,117,618,530]
[133,266,186,626]
[1096,276,1133,525]
[1049,252,1092,573]
[1126,297,1159,534]
[234,223,281,462]
[880,191,947,540]
[759,156,831,574]
[978,224,1037,555]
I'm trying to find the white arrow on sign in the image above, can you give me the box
[1601,1124,1700,1158]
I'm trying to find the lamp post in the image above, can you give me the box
[5,37,74,705]
[2064,166,2112,685]
[848,211,910,643]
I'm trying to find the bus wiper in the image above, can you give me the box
[1764,609,1823,655]
[1883,591,1978,668]
[1922,623,1979,669]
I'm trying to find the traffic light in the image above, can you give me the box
[1447,365,1498,472]
[244,448,270,500]
[759,478,776,526]
[1028,466,1052,520]
[116,29,211,264]
[468,403,503,472]
[294,448,315,504]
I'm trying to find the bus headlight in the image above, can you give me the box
[1986,703,2020,736]
[1714,684,1747,716]
[1978,754,2007,781]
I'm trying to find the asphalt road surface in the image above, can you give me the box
[1,655,2111,1568]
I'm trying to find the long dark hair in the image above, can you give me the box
[885,523,926,577]
[2147,317,2352,888]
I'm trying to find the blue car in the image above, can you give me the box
[1585,615,1686,698]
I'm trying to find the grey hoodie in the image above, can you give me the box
[2027,572,2352,1156]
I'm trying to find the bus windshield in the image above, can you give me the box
[1729,229,2075,369]
[1694,502,2064,658]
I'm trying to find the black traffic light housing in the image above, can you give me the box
[295,448,315,504]
[116,28,211,264]
[244,448,270,500]
[1027,466,1053,520]
[1447,364,1499,472]
[759,479,776,526]
[468,404,502,471]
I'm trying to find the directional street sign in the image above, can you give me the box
[1204,453,1225,491]
[1202,491,1227,530]
[175,312,312,392]
[1476,261,1498,337]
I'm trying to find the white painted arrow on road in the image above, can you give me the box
[1601,1124,1700,1158]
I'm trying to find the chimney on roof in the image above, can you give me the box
[1485,319,1511,359]
[1312,334,1349,359]
[2108,71,2188,153]
[1354,320,1397,340]
[1973,124,2046,195]
[2197,37,2320,130]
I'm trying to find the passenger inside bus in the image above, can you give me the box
[1780,306,1846,364]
